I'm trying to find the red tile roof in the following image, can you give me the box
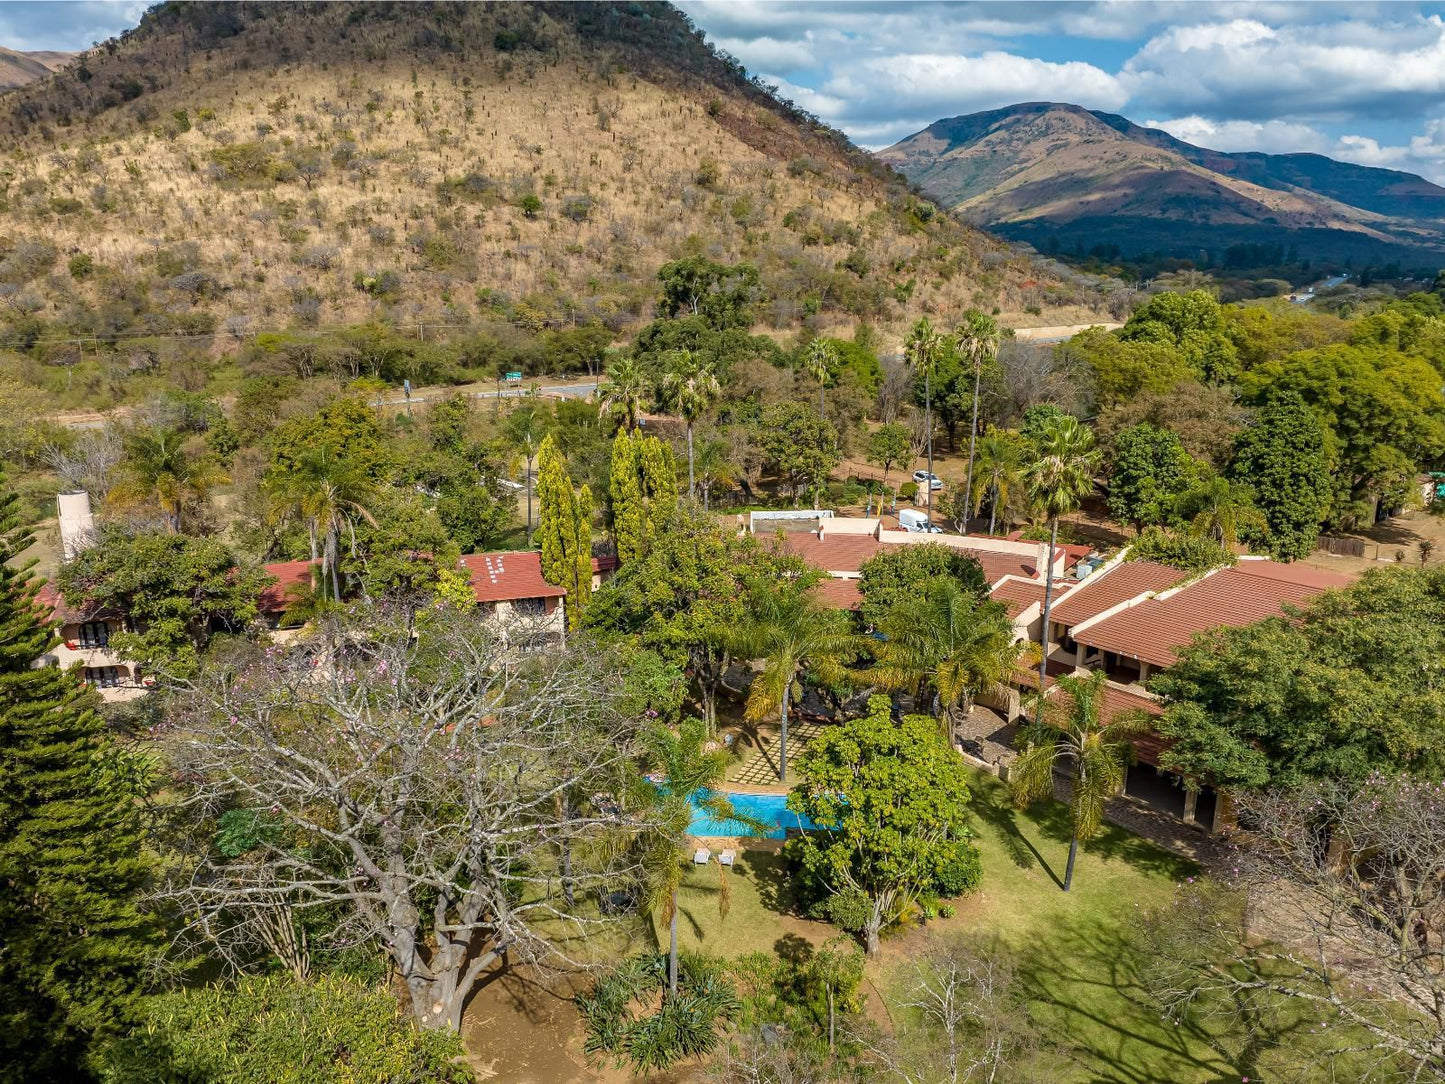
[458,551,567,603]
[973,550,1042,585]
[780,532,881,574]
[1049,559,1186,628]
[1047,681,1170,764]
[34,582,113,625]
[811,577,863,611]
[1072,559,1352,668]
[258,560,318,614]
[989,577,1073,619]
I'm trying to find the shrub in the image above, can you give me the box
[695,157,722,189]
[933,840,983,898]
[823,887,872,933]
[49,196,84,215]
[518,193,542,218]
[68,253,94,280]
[353,269,402,299]
[561,194,594,222]
[1128,526,1236,573]
[899,480,919,501]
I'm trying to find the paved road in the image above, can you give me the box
[374,381,598,409]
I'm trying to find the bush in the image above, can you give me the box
[899,480,919,501]
[933,840,983,898]
[68,253,94,280]
[823,887,872,933]
[101,974,468,1083]
[1128,526,1236,573]
[518,193,542,218]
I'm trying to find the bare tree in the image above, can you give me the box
[990,341,1083,428]
[1141,776,1445,1082]
[161,604,665,1032]
[44,426,124,502]
[876,359,912,426]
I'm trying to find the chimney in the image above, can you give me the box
[57,491,95,562]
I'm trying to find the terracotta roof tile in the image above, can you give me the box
[1049,559,1186,628]
[258,560,319,613]
[989,577,1073,618]
[811,577,862,611]
[458,551,567,603]
[780,532,881,574]
[1048,681,1170,763]
[1073,560,1352,668]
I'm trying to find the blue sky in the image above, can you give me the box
[6,1,1445,181]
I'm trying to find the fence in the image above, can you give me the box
[1316,535,1366,558]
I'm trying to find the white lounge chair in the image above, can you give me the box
[693,847,711,865]
[717,849,736,867]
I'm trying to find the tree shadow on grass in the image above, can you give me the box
[969,786,1060,885]
[746,849,804,916]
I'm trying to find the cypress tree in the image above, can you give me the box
[0,474,158,1080]
[571,484,594,630]
[609,428,645,565]
[536,435,592,630]
[639,434,677,535]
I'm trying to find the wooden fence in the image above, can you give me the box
[1316,535,1367,558]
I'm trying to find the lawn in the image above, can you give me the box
[665,769,1346,1083]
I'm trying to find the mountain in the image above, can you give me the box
[0,4,1104,368]
[0,46,72,90]
[880,102,1445,271]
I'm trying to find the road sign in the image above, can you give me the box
[504,371,522,383]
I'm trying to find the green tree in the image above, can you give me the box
[692,437,734,513]
[58,529,268,679]
[503,398,551,544]
[1010,669,1145,892]
[1227,391,1332,561]
[1069,326,1194,407]
[1152,565,1445,789]
[597,354,650,432]
[0,475,158,1079]
[856,543,986,631]
[865,422,911,497]
[113,426,228,533]
[732,581,857,783]
[656,255,759,329]
[904,317,946,523]
[1176,471,1263,547]
[956,310,1002,527]
[1120,290,1239,383]
[267,393,393,481]
[535,434,592,630]
[873,579,1026,740]
[269,446,377,601]
[786,695,978,954]
[1106,423,1196,534]
[970,428,1027,535]
[759,401,840,509]
[802,337,839,420]
[661,349,722,499]
[1024,415,1099,722]
[609,427,646,564]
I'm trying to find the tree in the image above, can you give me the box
[731,580,857,783]
[502,398,551,544]
[865,422,911,497]
[1096,379,1251,469]
[1106,423,1196,534]
[661,350,721,499]
[1010,669,1145,892]
[597,354,650,432]
[1071,326,1195,407]
[113,425,227,533]
[759,401,840,509]
[656,255,759,329]
[1151,565,1445,789]
[1142,777,1445,1082]
[856,543,986,631]
[642,719,764,997]
[692,437,735,513]
[874,579,1027,741]
[1119,289,1238,383]
[786,696,978,954]
[536,434,592,630]
[802,337,838,420]
[970,428,1027,536]
[905,317,945,524]
[609,427,646,564]
[0,474,158,1079]
[1176,471,1263,547]
[166,606,663,1033]
[267,393,393,481]
[1023,414,1099,724]
[268,445,377,601]
[956,310,1002,529]
[58,528,268,680]
[1227,390,1332,561]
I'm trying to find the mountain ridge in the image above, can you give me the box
[0,46,73,91]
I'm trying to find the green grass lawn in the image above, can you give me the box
[665,769,1351,1083]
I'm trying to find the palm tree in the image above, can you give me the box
[1180,472,1263,547]
[272,447,377,602]
[1009,669,1146,892]
[802,338,838,421]
[115,426,228,533]
[693,437,736,513]
[643,719,765,997]
[956,311,1002,530]
[1024,415,1099,725]
[731,582,857,784]
[503,397,550,543]
[661,350,721,499]
[873,579,1029,742]
[597,355,650,432]
[903,317,944,525]
[971,430,1026,536]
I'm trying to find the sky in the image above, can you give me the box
[5,1,1445,182]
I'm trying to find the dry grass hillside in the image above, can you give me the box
[0,47,71,91]
[0,2,1109,379]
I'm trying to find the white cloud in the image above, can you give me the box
[712,34,817,72]
[1149,116,1332,154]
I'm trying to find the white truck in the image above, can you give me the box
[898,508,943,533]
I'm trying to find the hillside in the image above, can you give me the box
[0,46,71,90]
[881,102,1445,271]
[0,3,1105,392]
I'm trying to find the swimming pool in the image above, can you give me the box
[687,789,818,839]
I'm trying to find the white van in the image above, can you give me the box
[898,508,942,533]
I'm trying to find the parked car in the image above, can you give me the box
[898,508,943,533]
[912,470,944,490]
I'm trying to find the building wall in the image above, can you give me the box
[39,619,148,702]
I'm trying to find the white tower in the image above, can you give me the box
[57,491,96,562]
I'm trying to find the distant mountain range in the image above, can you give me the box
[880,102,1445,271]
[0,46,71,91]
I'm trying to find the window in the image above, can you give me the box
[513,597,546,617]
[78,621,110,648]
[84,666,124,689]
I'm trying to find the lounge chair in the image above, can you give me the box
[717,849,736,867]
[693,847,711,865]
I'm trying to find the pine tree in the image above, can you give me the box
[609,428,645,565]
[0,474,158,1080]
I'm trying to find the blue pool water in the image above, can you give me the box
[687,789,817,839]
